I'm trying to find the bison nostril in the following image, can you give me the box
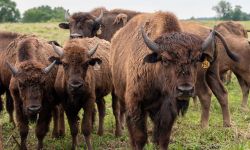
[28,105,41,112]
[70,33,83,39]
[69,82,83,89]
[177,84,194,96]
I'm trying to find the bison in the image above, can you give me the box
[59,7,140,41]
[0,31,22,126]
[49,37,114,149]
[4,35,61,149]
[181,21,244,127]
[110,11,238,149]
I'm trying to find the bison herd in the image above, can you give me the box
[0,7,249,150]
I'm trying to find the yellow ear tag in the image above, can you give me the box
[97,26,102,35]
[202,58,210,69]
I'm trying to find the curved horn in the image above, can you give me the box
[202,30,215,51]
[214,30,239,62]
[95,9,103,23]
[141,26,161,53]
[6,62,18,75]
[52,42,64,56]
[43,60,56,74]
[65,9,70,22]
[247,30,250,32]
[88,44,99,57]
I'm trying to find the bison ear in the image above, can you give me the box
[48,56,62,65]
[143,53,161,63]
[88,58,102,66]
[59,23,69,29]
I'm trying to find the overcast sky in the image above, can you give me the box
[13,0,250,19]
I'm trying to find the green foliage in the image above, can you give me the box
[212,0,250,21]
[0,0,20,22]
[22,5,65,23]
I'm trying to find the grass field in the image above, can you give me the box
[0,20,250,150]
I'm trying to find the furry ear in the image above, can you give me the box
[143,53,161,63]
[48,56,62,65]
[88,58,102,66]
[59,23,69,29]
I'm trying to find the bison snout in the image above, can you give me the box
[177,84,194,98]
[28,105,41,113]
[69,81,83,91]
[70,33,83,39]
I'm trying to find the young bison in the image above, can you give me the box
[110,12,236,149]
[7,36,58,150]
[49,37,113,150]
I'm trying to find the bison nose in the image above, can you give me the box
[177,84,194,97]
[28,105,41,113]
[69,81,83,90]
[70,33,83,39]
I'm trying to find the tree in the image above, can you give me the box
[22,5,66,22]
[0,0,20,22]
[212,0,232,20]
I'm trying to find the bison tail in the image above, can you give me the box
[176,100,189,116]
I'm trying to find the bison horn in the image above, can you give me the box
[202,30,215,51]
[65,9,70,22]
[6,62,18,76]
[43,60,56,74]
[247,30,250,32]
[95,9,103,23]
[214,30,239,61]
[52,42,64,56]
[88,44,99,57]
[141,26,161,53]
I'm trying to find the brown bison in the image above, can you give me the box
[59,7,140,41]
[110,11,237,149]
[0,31,22,126]
[4,35,60,149]
[49,37,113,149]
[181,21,244,128]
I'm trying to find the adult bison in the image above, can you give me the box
[5,35,59,149]
[181,21,244,128]
[0,31,22,126]
[110,11,237,149]
[59,7,140,41]
[49,37,113,149]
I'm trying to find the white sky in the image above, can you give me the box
[13,0,250,19]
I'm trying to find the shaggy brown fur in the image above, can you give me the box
[4,36,61,150]
[59,7,141,41]
[50,37,114,149]
[0,31,21,126]
[181,21,245,128]
[111,12,207,149]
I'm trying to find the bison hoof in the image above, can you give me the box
[223,122,232,127]
[115,129,122,137]
[97,130,104,136]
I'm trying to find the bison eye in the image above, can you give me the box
[162,60,170,66]
[62,62,69,69]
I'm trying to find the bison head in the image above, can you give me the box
[59,10,103,39]
[7,61,56,119]
[49,40,102,96]
[141,27,232,100]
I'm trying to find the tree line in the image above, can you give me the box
[0,0,65,22]
[0,0,249,23]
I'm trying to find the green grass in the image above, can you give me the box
[0,21,250,149]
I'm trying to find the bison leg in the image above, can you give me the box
[96,98,105,136]
[36,108,52,150]
[0,95,3,112]
[111,91,122,136]
[65,109,79,150]
[6,90,15,127]
[126,101,147,150]
[82,101,94,150]
[206,72,231,127]
[52,106,60,138]
[120,100,126,130]
[235,74,249,109]
[58,105,65,136]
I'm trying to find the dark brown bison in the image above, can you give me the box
[59,7,140,41]
[0,31,21,126]
[110,11,237,149]
[4,35,60,150]
[181,21,245,128]
[49,37,113,149]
